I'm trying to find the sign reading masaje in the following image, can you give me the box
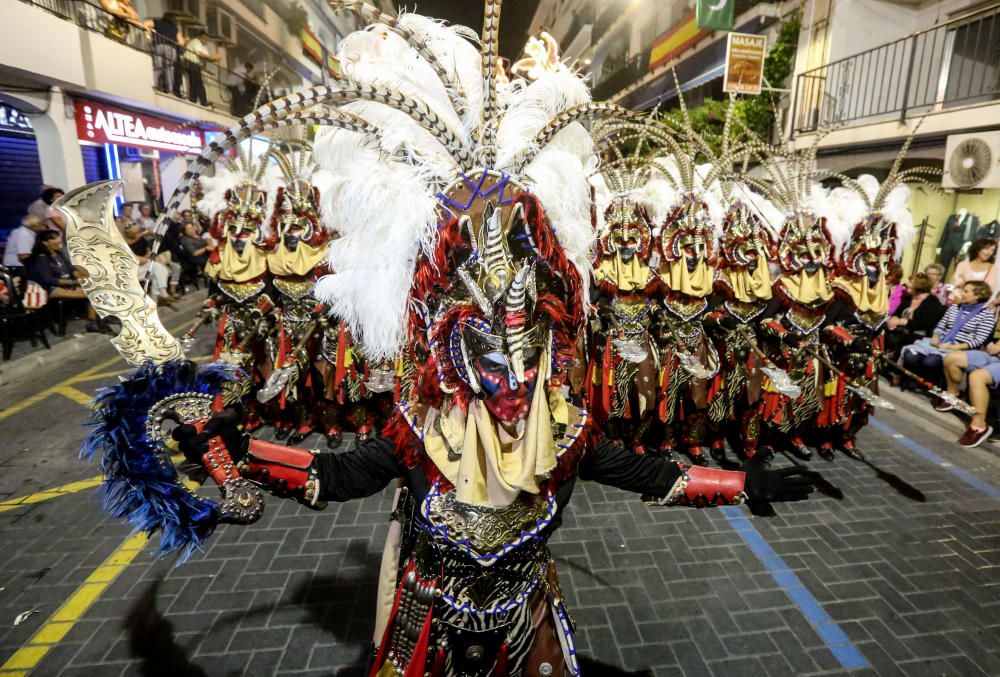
[724,33,767,95]
[74,100,203,153]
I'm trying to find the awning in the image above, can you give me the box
[634,61,725,110]
[681,63,725,92]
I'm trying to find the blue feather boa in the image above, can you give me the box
[81,360,242,559]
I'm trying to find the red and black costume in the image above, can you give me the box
[586,199,660,453]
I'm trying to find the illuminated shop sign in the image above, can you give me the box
[73,99,203,153]
[0,104,33,134]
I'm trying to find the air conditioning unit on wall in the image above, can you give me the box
[205,5,236,45]
[943,131,1000,189]
[165,0,201,21]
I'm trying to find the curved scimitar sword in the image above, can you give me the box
[54,181,265,546]
[54,181,184,366]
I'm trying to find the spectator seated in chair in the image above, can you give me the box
[900,280,996,383]
[940,340,1000,448]
[0,265,50,360]
[949,238,1000,304]
[885,272,947,362]
[26,187,64,221]
[0,266,49,361]
[179,220,214,268]
[26,230,109,334]
[924,262,949,304]
[2,215,47,282]
[122,223,177,307]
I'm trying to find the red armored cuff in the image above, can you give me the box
[823,325,854,344]
[658,465,748,507]
[202,435,239,487]
[254,295,274,315]
[240,439,324,508]
[760,319,788,336]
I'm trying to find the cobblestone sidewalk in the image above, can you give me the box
[1,412,997,676]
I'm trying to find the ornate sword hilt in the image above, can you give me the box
[191,416,265,525]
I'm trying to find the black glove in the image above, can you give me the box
[783,332,803,347]
[172,409,248,465]
[850,337,871,353]
[742,458,817,504]
[718,315,740,331]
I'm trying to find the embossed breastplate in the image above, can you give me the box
[611,299,650,338]
[785,304,825,335]
[664,294,709,322]
[218,279,266,303]
[273,277,315,302]
[855,309,885,331]
[421,485,556,563]
[725,299,765,324]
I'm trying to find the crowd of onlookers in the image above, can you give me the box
[1,186,214,343]
[884,238,1000,448]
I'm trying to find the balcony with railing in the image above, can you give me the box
[592,0,628,44]
[17,0,257,118]
[592,49,651,101]
[794,2,1000,134]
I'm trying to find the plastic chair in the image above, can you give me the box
[0,266,50,360]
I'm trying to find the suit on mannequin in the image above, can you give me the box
[937,209,980,271]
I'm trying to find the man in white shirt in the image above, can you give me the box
[3,215,46,271]
[183,30,221,106]
[136,202,156,233]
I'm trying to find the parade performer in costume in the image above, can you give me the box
[61,3,821,675]
[743,142,843,461]
[645,154,720,465]
[260,144,330,443]
[197,150,278,431]
[586,167,661,453]
[651,97,788,463]
[587,108,742,465]
[821,133,933,460]
[702,153,783,460]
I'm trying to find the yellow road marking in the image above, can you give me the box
[0,475,201,675]
[0,532,150,675]
[72,355,212,384]
[69,369,132,383]
[0,354,121,423]
[0,316,209,422]
[53,386,94,407]
[0,477,103,513]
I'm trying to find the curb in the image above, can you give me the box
[0,331,108,386]
[877,375,1000,471]
[0,292,207,387]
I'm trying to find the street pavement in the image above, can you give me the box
[0,294,999,676]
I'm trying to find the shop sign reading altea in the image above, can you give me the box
[73,100,203,153]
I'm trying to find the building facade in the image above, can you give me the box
[0,0,387,234]
[528,0,795,110]
[789,0,1000,276]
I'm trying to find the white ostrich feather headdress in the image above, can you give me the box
[823,122,941,260]
[150,0,647,361]
[196,142,282,226]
